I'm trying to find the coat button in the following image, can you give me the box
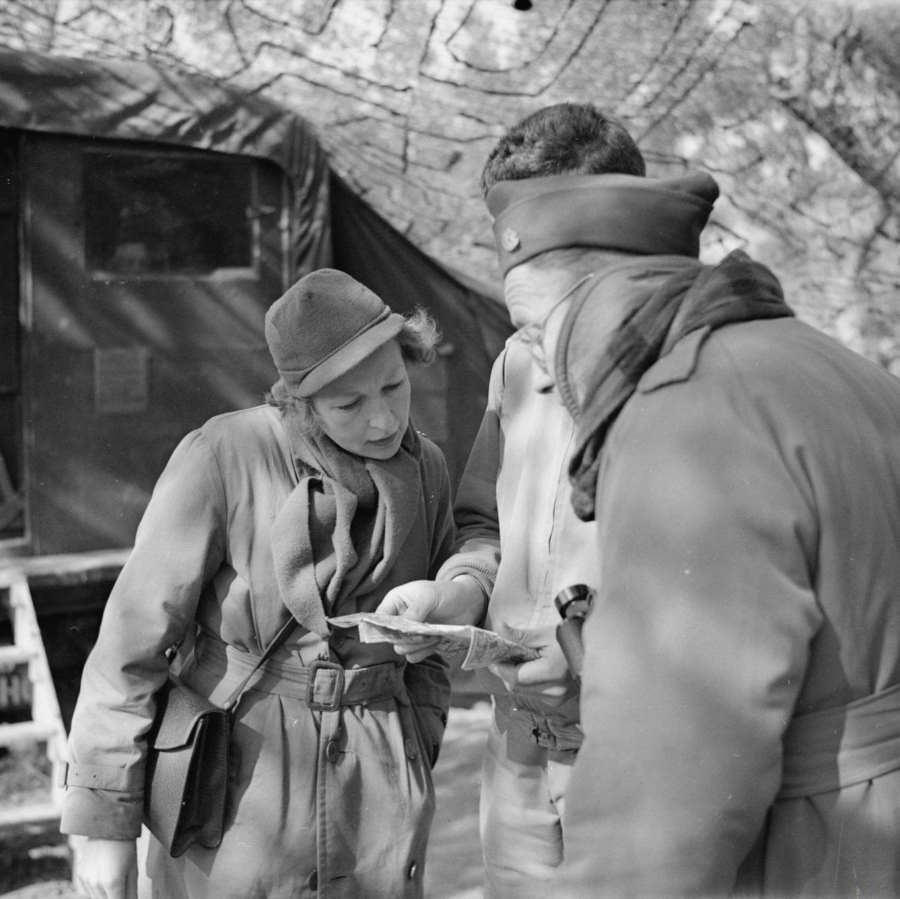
[325,739,340,763]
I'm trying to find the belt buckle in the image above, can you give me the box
[306,659,345,711]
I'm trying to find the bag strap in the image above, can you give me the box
[220,615,300,713]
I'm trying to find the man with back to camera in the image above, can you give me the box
[489,107,900,895]
[377,104,648,896]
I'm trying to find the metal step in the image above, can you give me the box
[0,800,63,852]
[0,719,59,749]
[0,643,34,668]
[0,568,72,845]
[0,799,59,830]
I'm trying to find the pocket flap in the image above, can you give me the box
[151,678,228,751]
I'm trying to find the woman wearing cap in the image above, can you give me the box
[61,269,456,899]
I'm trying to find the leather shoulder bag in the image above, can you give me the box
[143,616,298,857]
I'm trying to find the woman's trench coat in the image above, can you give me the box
[560,315,900,897]
[60,404,455,899]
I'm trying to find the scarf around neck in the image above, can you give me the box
[269,413,422,636]
[555,249,794,521]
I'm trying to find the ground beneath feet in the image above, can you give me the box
[1,700,492,899]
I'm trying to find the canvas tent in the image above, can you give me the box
[0,47,512,558]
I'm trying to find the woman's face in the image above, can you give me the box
[311,339,411,459]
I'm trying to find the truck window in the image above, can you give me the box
[83,149,255,277]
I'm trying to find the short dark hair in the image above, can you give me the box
[481,103,645,197]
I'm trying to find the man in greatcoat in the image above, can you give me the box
[482,107,900,896]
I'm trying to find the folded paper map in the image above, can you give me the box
[328,612,540,670]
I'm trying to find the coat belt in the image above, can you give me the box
[779,681,900,799]
[194,634,405,710]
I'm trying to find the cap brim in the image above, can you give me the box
[293,312,405,396]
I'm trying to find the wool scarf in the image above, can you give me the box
[555,249,795,521]
[269,414,422,636]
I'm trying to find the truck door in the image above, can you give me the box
[23,135,290,553]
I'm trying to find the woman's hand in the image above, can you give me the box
[73,836,138,899]
[376,575,486,663]
[377,579,443,622]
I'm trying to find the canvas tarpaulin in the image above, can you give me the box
[0,46,512,501]
[0,48,330,274]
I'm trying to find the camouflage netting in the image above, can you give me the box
[1,0,898,369]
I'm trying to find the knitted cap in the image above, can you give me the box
[265,269,404,396]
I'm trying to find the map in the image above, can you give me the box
[328,612,540,670]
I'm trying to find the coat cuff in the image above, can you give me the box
[61,760,144,791]
[435,560,493,625]
[60,785,144,839]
